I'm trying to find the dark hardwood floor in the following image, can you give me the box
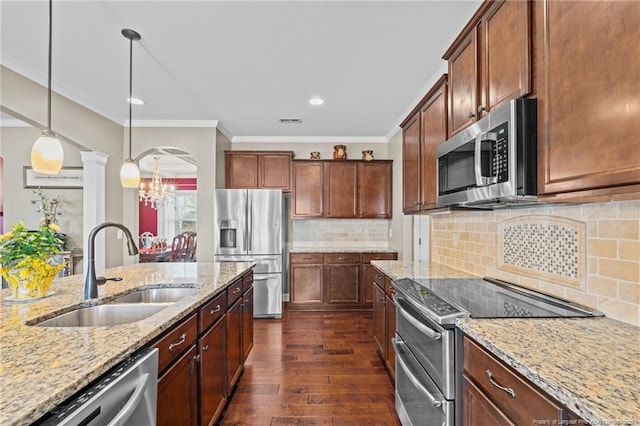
[218,310,400,425]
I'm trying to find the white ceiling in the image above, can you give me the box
[0,0,482,141]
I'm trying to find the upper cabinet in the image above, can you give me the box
[401,75,448,213]
[225,151,294,191]
[443,0,531,136]
[535,0,640,200]
[292,160,392,219]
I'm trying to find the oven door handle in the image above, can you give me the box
[393,338,443,408]
[394,296,442,340]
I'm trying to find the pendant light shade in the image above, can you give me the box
[31,0,63,175]
[120,28,142,188]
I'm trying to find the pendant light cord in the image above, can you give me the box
[47,0,53,131]
[128,36,133,160]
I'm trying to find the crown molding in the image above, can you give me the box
[231,136,389,144]
[215,121,234,142]
[0,119,31,127]
[385,61,448,141]
[125,120,220,128]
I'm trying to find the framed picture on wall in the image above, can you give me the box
[23,166,83,189]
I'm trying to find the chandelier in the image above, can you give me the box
[139,157,175,209]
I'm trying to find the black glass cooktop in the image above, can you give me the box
[393,277,602,325]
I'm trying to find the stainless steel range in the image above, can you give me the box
[392,277,602,426]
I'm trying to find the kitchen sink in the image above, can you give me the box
[32,304,169,327]
[110,287,197,304]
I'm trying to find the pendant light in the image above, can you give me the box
[31,0,64,175]
[120,28,142,188]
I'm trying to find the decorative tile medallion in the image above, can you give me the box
[498,215,585,289]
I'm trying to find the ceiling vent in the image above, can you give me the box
[279,118,302,123]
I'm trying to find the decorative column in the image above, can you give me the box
[81,152,108,275]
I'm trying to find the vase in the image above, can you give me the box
[1,257,65,299]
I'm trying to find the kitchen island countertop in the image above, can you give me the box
[371,260,640,425]
[0,261,254,426]
[291,247,398,253]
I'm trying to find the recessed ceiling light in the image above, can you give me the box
[127,97,144,105]
[309,97,324,106]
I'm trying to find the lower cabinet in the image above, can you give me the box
[463,335,583,424]
[289,252,397,310]
[372,268,396,379]
[152,270,254,426]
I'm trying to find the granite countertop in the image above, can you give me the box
[457,318,640,425]
[0,262,254,426]
[372,260,640,425]
[291,247,398,253]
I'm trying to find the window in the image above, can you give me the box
[158,191,197,239]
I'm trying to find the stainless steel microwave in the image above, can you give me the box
[436,98,537,209]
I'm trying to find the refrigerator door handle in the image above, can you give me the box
[248,192,253,252]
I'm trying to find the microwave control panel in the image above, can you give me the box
[491,122,509,182]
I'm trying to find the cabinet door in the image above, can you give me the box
[290,264,324,304]
[372,283,386,358]
[463,375,515,426]
[447,29,479,136]
[358,162,392,218]
[292,161,324,217]
[325,264,359,304]
[242,287,254,362]
[226,153,259,189]
[482,0,531,113]
[537,1,640,197]
[385,294,396,379]
[402,113,421,213]
[324,162,358,218]
[157,345,198,426]
[260,153,292,190]
[361,264,375,304]
[200,318,226,426]
[420,77,448,210]
[226,298,243,392]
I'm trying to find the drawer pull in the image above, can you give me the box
[168,333,186,352]
[232,287,241,294]
[485,370,516,398]
[210,305,221,315]
[202,345,209,352]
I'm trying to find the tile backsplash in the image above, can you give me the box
[292,219,389,249]
[430,200,640,326]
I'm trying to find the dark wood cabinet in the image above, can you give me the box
[358,162,392,218]
[292,160,392,219]
[463,375,515,426]
[401,75,448,213]
[226,297,243,392]
[384,282,396,378]
[443,0,531,136]
[242,286,254,363]
[324,162,358,218]
[289,252,397,311]
[372,268,397,379]
[535,0,640,200]
[292,161,324,218]
[199,317,226,426]
[225,151,293,191]
[372,281,386,358]
[157,345,198,426]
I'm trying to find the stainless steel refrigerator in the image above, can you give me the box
[214,189,283,318]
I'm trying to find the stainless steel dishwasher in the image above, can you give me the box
[39,347,159,426]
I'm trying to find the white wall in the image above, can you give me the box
[386,129,413,259]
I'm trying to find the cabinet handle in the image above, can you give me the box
[338,256,345,260]
[485,370,516,398]
[468,111,476,119]
[233,287,241,294]
[169,333,186,352]
[210,305,221,315]
[302,257,313,261]
[202,345,209,352]
[477,105,486,113]
[414,201,420,205]
[193,354,201,363]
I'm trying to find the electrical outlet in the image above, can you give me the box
[117,230,123,240]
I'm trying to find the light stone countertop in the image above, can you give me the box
[0,262,254,426]
[290,247,398,253]
[372,260,640,425]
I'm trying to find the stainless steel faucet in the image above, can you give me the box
[84,222,139,300]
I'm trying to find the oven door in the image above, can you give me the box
[394,294,456,399]
[394,337,454,426]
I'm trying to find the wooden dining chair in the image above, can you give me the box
[169,234,186,262]
[183,232,197,262]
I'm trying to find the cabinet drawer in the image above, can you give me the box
[463,337,562,425]
[242,272,254,293]
[199,291,227,333]
[384,276,396,297]
[155,313,198,374]
[362,253,398,264]
[373,268,385,287]
[227,278,243,306]
[326,253,360,264]
[291,253,324,264]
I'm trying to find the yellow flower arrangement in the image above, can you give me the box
[0,222,65,298]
